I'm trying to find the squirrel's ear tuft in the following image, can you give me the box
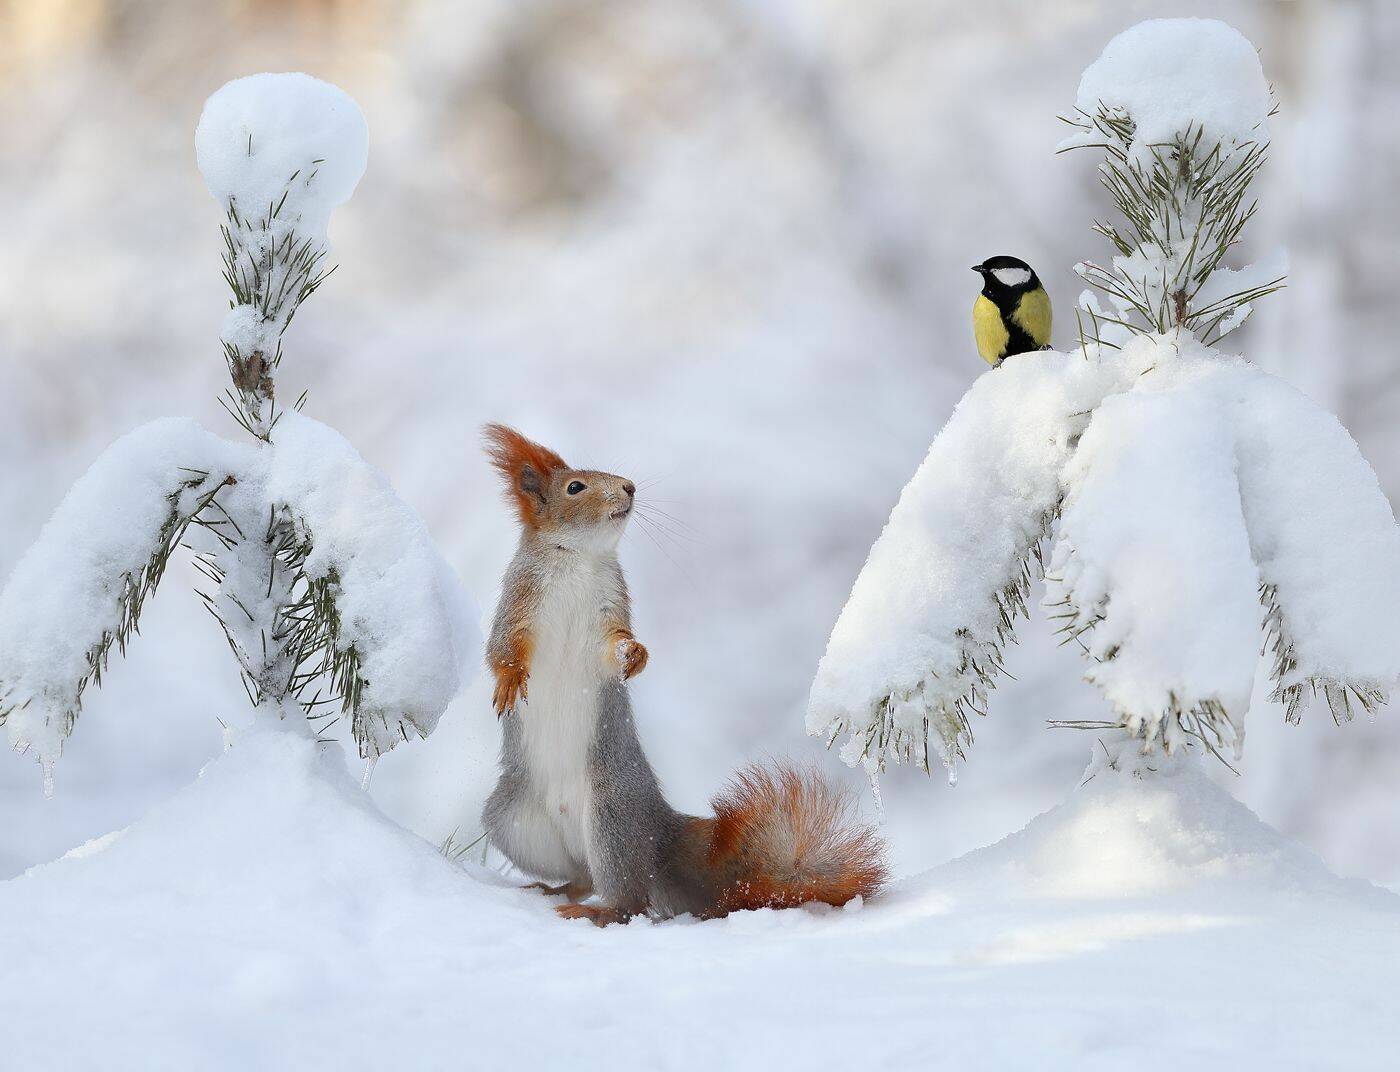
[482,424,569,527]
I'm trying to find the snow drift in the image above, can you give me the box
[2,732,1396,1069]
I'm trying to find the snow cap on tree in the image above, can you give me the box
[196,72,368,243]
[1061,19,1270,163]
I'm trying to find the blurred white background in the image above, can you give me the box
[3,0,1398,884]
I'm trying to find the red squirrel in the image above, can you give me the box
[479,424,886,925]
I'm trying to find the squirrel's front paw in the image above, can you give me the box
[615,638,649,680]
[492,663,529,717]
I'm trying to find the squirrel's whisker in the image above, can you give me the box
[635,499,701,534]
[634,508,700,544]
[631,513,691,575]
[634,510,694,552]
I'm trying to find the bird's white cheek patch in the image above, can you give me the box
[992,267,1032,287]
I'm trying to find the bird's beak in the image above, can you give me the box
[970,265,984,273]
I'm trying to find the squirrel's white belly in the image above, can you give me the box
[516,557,609,863]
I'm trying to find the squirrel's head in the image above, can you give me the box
[483,424,635,550]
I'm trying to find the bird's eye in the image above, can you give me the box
[567,481,586,495]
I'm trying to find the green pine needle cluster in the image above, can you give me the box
[1259,581,1385,726]
[1059,106,1285,348]
[217,169,334,442]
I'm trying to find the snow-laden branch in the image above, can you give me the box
[1226,369,1400,723]
[807,352,1124,778]
[0,420,248,778]
[1048,346,1262,762]
[266,413,478,757]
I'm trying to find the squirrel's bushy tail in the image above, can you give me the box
[685,763,886,916]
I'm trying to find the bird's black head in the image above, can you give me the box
[972,255,1040,302]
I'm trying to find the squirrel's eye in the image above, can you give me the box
[566,480,586,495]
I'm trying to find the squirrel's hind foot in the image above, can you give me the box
[524,880,593,901]
[556,903,629,927]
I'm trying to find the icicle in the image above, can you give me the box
[360,752,378,791]
[41,757,55,800]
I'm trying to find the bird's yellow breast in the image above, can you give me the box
[973,295,1009,366]
[1012,286,1052,349]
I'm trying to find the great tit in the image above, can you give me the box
[971,255,1052,367]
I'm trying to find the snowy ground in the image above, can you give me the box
[4,729,1396,1070]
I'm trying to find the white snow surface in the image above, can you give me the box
[0,419,249,765]
[266,411,481,753]
[195,73,368,241]
[1063,18,1271,160]
[2,729,1396,1069]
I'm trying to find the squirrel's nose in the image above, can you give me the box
[622,481,636,498]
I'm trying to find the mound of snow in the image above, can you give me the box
[926,754,1387,906]
[0,730,519,1066]
[1062,19,1270,159]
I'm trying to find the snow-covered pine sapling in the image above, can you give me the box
[807,18,1400,782]
[0,74,477,795]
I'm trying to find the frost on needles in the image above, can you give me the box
[807,18,1400,781]
[0,73,479,792]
